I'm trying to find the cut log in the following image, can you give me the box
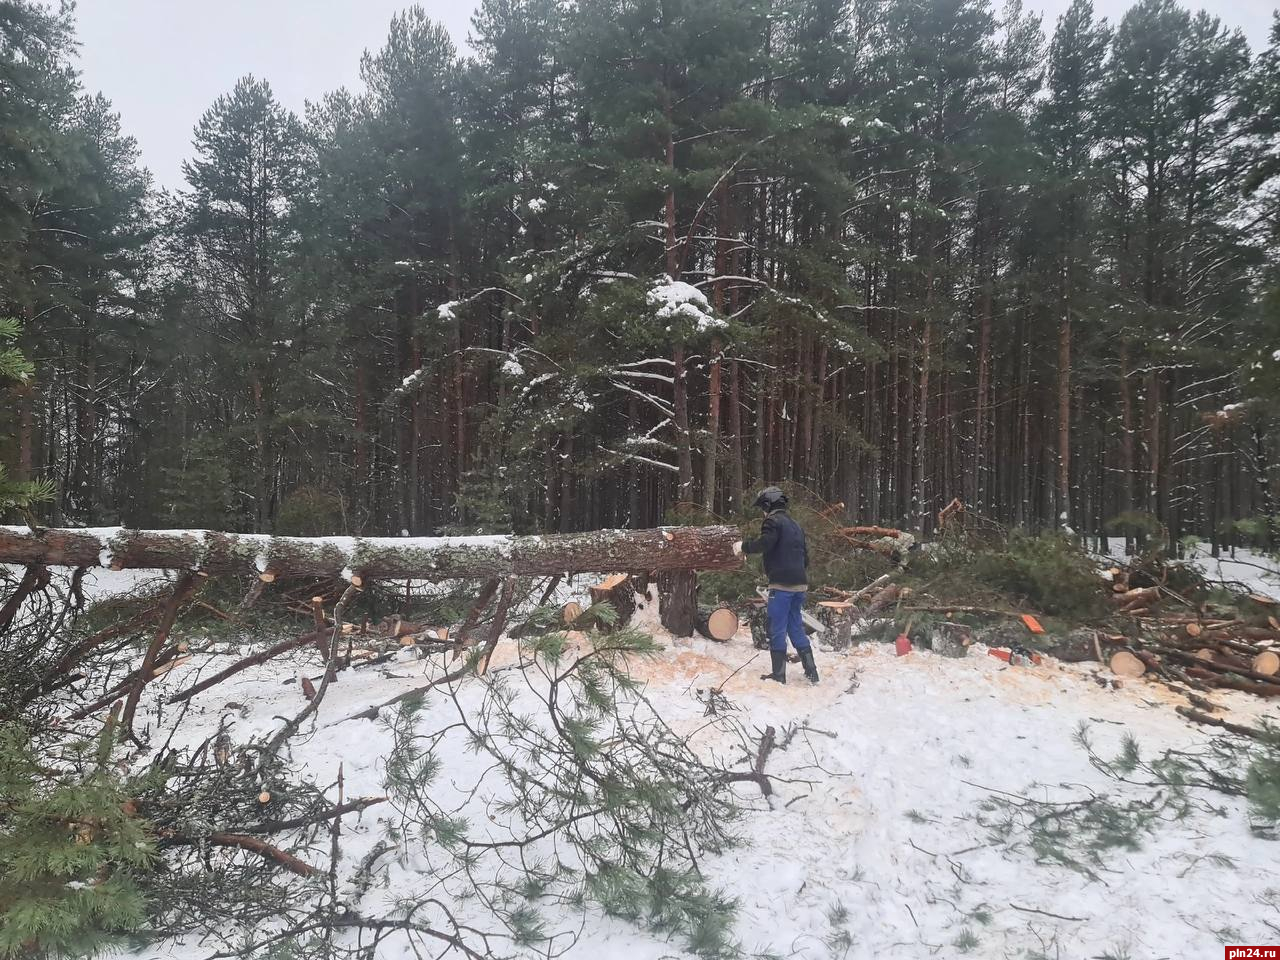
[838,525,904,539]
[1185,622,1202,638]
[0,525,743,579]
[1116,586,1159,611]
[1109,650,1146,678]
[1195,647,1217,661]
[560,601,583,624]
[864,584,902,616]
[851,573,893,603]
[1252,651,1280,677]
[1176,706,1269,741]
[696,606,738,642]
[1185,666,1280,697]
[1161,645,1280,685]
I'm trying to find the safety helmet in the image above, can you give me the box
[754,486,788,512]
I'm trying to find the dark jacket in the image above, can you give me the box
[743,509,808,587]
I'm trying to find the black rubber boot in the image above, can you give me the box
[798,646,819,684]
[761,648,786,684]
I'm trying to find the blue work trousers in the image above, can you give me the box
[766,589,810,653]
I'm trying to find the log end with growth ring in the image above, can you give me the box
[1109,650,1146,678]
[696,607,739,642]
[1253,651,1280,677]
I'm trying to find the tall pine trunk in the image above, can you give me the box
[1057,307,1071,527]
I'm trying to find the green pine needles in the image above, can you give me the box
[0,318,53,515]
[0,716,156,959]
[382,616,745,958]
[979,720,1280,883]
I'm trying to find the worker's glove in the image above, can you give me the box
[731,540,743,556]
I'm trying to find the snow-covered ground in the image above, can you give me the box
[11,538,1276,958]
[114,614,1277,960]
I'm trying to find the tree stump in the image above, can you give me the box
[585,574,636,630]
[817,601,855,650]
[931,622,971,659]
[658,570,697,637]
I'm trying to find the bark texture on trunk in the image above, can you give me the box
[0,525,744,580]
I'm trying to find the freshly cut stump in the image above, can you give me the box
[1109,650,1146,678]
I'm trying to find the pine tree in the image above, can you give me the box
[174,76,309,531]
[1035,0,1108,528]
[358,9,465,533]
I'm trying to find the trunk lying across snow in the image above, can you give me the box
[0,525,743,581]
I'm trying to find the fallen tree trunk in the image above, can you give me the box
[0,525,742,580]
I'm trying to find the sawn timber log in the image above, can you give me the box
[0,525,744,581]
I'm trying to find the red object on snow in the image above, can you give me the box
[987,646,1043,666]
[895,633,912,656]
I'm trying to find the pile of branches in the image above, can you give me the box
[1,561,756,959]
[1101,559,1280,700]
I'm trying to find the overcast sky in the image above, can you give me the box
[74,0,1277,190]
